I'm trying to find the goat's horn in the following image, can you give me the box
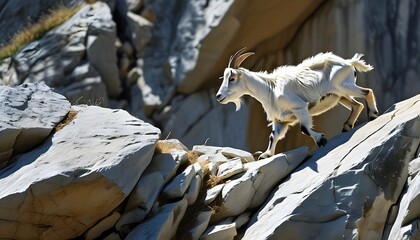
[228,47,247,68]
[234,52,255,68]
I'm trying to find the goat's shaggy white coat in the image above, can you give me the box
[216,51,378,159]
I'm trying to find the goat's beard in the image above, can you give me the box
[232,99,242,111]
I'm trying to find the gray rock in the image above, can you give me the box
[220,148,255,163]
[244,95,420,240]
[186,174,202,205]
[142,0,234,94]
[127,12,153,53]
[189,211,212,240]
[146,151,185,184]
[84,212,121,240]
[137,72,162,116]
[204,184,225,206]
[0,58,19,86]
[163,92,211,140]
[201,222,237,240]
[116,208,148,232]
[218,147,308,220]
[217,158,244,180]
[0,82,70,167]
[59,73,109,106]
[9,2,121,100]
[0,0,82,46]
[163,163,196,199]
[86,2,121,97]
[0,105,160,239]
[124,171,164,213]
[388,158,420,239]
[234,212,252,229]
[182,103,249,149]
[103,232,122,240]
[126,198,188,240]
[126,0,143,12]
[193,145,230,165]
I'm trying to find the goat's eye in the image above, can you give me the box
[229,77,235,82]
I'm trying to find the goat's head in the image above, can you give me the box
[216,48,254,111]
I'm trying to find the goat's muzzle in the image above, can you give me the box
[216,94,226,102]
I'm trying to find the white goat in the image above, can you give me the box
[216,48,378,159]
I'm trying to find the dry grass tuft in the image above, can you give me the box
[187,150,199,164]
[208,204,224,217]
[55,110,78,132]
[0,5,82,60]
[154,140,173,154]
[206,174,221,188]
[154,140,189,155]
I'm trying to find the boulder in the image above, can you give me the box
[388,157,420,239]
[85,2,121,97]
[127,12,153,53]
[84,211,121,240]
[126,198,188,240]
[193,145,254,166]
[234,212,252,229]
[124,171,164,213]
[60,71,109,106]
[0,105,160,239]
[217,147,308,220]
[8,2,120,101]
[145,150,186,184]
[204,184,225,206]
[0,83,70,167]
[217,158,244,180]
[182,103,249,149]
[186,175,202,205]
[163,163,197,199]
[201,222,237,240]
[189,211,212,240]
[162,92,211,140]
[243,95,420,240]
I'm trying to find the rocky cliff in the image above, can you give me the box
[0,0,419,239]
[1,0,419,153]
[0,83,418,239]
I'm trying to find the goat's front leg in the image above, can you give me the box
[293,107,327,147]
[258,121,289,160]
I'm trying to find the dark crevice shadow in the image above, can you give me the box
[0,136,54,180]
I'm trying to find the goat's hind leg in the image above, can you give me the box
[258,121,288,160]
[340,85,378,121]
[339,97,364,132]
[293,107,327,147]
[362,88,379,120]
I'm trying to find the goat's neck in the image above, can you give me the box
[241,70,276,117]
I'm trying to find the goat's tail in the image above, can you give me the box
[350,53,373,72]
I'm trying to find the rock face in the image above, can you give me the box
[0,83,418,240]
[0,0,82,45]
[1,1,420,238]
[0,98,160,239]
[243,95,420,240]
[0,82,70,167]
[1,0,419,156]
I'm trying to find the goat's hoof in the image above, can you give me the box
[257,152,271,160]
[369,114,378,121]
[317,136,328,147]
[253,151,263,160]
[342,123,353,132]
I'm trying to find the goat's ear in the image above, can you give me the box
[234,52,255,68]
